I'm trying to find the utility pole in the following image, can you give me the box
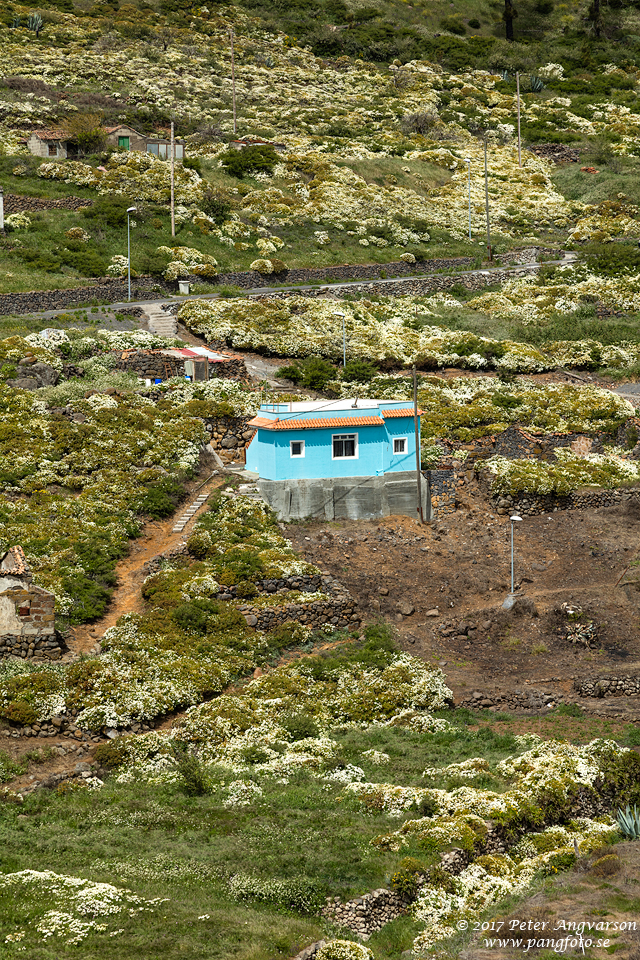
[170,119,175,238]
[413,365,424,524]
[484,137,492,261]
[516,72,522,168]
[0,186,4,233]
[465,156,471,240]
[230,28,237,135]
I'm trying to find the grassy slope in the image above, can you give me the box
[0,711,635,960]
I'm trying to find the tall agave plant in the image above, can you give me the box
[616,804,640,839]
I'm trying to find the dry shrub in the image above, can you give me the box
[590,853,621,877]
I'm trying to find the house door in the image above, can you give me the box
[118,136,130,150]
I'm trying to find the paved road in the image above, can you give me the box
[35,255,575,321]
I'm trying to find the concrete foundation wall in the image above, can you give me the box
[258,471,431,521]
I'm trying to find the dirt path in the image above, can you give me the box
[68,473,225,656]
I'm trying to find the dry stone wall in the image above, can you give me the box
[205,414,254,456]
[322,889,408,939]
[0,582,62,660]
[3,193,93,214]
[0,277,171,317]
[574,675,640,697]
[483,483,640,518]
[238,574,359,631]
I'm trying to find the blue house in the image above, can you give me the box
[246,399,430,521]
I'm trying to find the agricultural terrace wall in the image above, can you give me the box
[210,246,550,289]
[0,278,172,317]
[246,265,538,303]
[574,675,640,697]
[114,350,247,381]
[204,414,255,454]
[477,476,640,516]
[3,193,93,214]
[426,468,459,518]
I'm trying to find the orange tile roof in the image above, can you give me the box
[247,415,384,431]
[382,408,423,417]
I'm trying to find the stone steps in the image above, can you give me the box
[141,302,177,337]
[172,492,210,534]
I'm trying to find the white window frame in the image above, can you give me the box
[290,439,305,458]
[393,436,408,455]
[332,433,358,460]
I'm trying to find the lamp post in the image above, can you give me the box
[483,137,492,261]
[126,206,137,302]
[464,157,471,240]
[510,514,522,594]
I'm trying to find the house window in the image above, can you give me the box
[393,437,407,454]
[332,433,357,459]
[48,143,57,156]
[158,143,168,159]
[118,136,130,150]
[290,440,305,458]
[147,142,159,156]
[175,144,184,159]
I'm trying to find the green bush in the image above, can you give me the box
[341,359,378,383]
[201,190,231,224]
[585,242,640,276]
[82,196,133,228]
[174,750,211,795]
[276,357,336,390]
[94,738,131,769]
[440,15,466,33]
[137,477,185,519]
[173,598,219,634]
[281,712,320,740]
[220,145,280,179]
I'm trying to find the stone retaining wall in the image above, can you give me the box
[0,277,171,317]
[458,425,602,467]
[248,264,536,303]
[482,482,640,517]
[4,193,93,214]
[322,888,407,939]
[205,414,254,456]
[238,575,359,631]
[211,246,547,290]
[425,467,458,518]
[574,675,640,697]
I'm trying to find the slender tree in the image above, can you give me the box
[504,0,517,39]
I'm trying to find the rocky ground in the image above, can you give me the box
[285,475,640,722]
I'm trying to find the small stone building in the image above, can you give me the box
[0,547,60,659]
[26,129,69,159]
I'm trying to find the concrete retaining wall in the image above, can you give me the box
[257,470,431,521]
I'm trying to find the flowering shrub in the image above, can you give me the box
[484,448,640,495]
[4,212,31,230]
[316,942,374,960]
[0,870,166,947]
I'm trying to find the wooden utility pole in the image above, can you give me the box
[484,137,492,261]
[516,72,522,168]
[170,119,175,238]
[230,29,237,135]
[413,365,424,524]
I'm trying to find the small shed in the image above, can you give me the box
[0,546,60,660]
[26,129,69,159]
[105,124,185,159]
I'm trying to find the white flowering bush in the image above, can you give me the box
[106,254,130,277]
[157,245,217,280]
[485,448,640,495]
[0,870,166,947]
[316,942,374,960]
[250,258,274,274]
[4,212,31,230]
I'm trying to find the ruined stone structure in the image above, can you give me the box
[0,547,62,659]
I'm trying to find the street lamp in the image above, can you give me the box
[464,157,471,241]
[126,206,137,302]
[510,514,522,594]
